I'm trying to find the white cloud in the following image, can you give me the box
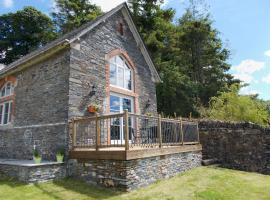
[91,0,126,12]
[264,50,270,57]
[233,59,265,74]
[262,74,270,84]
[233,73,253,83]
[239,86,258,96]
[232,59,265,84]
[2,0,13,8]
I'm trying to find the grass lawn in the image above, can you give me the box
[0,166,270,200]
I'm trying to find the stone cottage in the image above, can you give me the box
[0,3,160,160]
[0,3,201,190]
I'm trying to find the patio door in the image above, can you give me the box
[110,93,134,145]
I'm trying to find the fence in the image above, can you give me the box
[70,110,199,150]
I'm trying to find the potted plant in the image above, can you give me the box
[87,103,100,113]
[33,148,41,164]
[56,148,65,163]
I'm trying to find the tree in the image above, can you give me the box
[203,84,270,126]
[129,0,238,117]
[128,1,197,117]
[0,7,56,65]
[52,0,102,34]
[175,2,239,106]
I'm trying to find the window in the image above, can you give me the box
[118,23,124,35]
[0,82,14,98]
[110,93,133,113]
[0,101,12,125]
[110,55,132,90]
[0,81,14,125]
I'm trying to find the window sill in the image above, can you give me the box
[110,86,138,97]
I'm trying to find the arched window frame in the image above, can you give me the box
[109,55,134,91]
[0,82,14,98]
[105,49,139,115]
[0,77,16,126]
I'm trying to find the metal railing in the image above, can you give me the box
[70,110,199,150]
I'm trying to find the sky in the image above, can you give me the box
[0,0,269,100]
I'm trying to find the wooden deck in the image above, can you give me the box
[69,144,202,161]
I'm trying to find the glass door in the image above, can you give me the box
[110,93,134,145]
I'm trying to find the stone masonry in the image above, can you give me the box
[199,120,270,174]
[0,9,158,160]
[70,150,202,191]
[0,162,66,183]
[0,51,70,160]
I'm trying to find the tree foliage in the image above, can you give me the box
[128,0,239,117]
[52,0,102,34]
[0,7,56,65]
[202,84,270,126]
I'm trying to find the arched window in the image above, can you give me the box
[109,55,132,90]
[0,82,14,125]
[0,82,14,98]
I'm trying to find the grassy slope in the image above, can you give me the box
[0,166,270,200]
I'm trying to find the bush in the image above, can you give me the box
[202,84,270,126]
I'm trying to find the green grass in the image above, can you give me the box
[0,166,270,200]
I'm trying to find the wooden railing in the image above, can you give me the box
[70,110,199,151]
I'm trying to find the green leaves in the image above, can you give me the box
[204,84,270,126]
[0,7,56,65]
[129,0,238,117]
[51,0,102,34]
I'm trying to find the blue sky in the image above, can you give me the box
[0,0,269,100]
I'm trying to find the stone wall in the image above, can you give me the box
[0,163,66,183]
[70,150,202,191]
[199,120,270,174]
[0,50,70,160]
[68,11,157,119]
[0,124,67,160]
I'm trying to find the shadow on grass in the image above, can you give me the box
[0,172,125,200]
[34,178,124,200]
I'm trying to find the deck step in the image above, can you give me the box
[202,158,218,166]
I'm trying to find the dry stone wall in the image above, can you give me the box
[199,120,270,174]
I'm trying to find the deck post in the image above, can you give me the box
[124,109,129,151]
[158,114,162,148]
[72,119,77,148]
[96,114,100,151]
[180,117,184,145]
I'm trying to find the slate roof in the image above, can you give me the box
[0,2,161,82]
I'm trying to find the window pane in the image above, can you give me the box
[123,98,132,112]
[3,102,9,124]
[125,69,132,90]
[110,64,117,85]
[117,67,124,88]
[8,102,12,122]
[1,88,5,97]
[116,56,123,66]
[6,83,11,96]
[109,57,116,63]
[0,105,3,124]
[110,95,120,112]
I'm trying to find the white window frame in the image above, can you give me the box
[109,55,133,91]
[0,82,14,98]
[0,100,12,125]
[109,92,134,144]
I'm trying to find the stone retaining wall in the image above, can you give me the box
[0,163,66,183]
[199,120,270,174]
[70,150,202,191]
